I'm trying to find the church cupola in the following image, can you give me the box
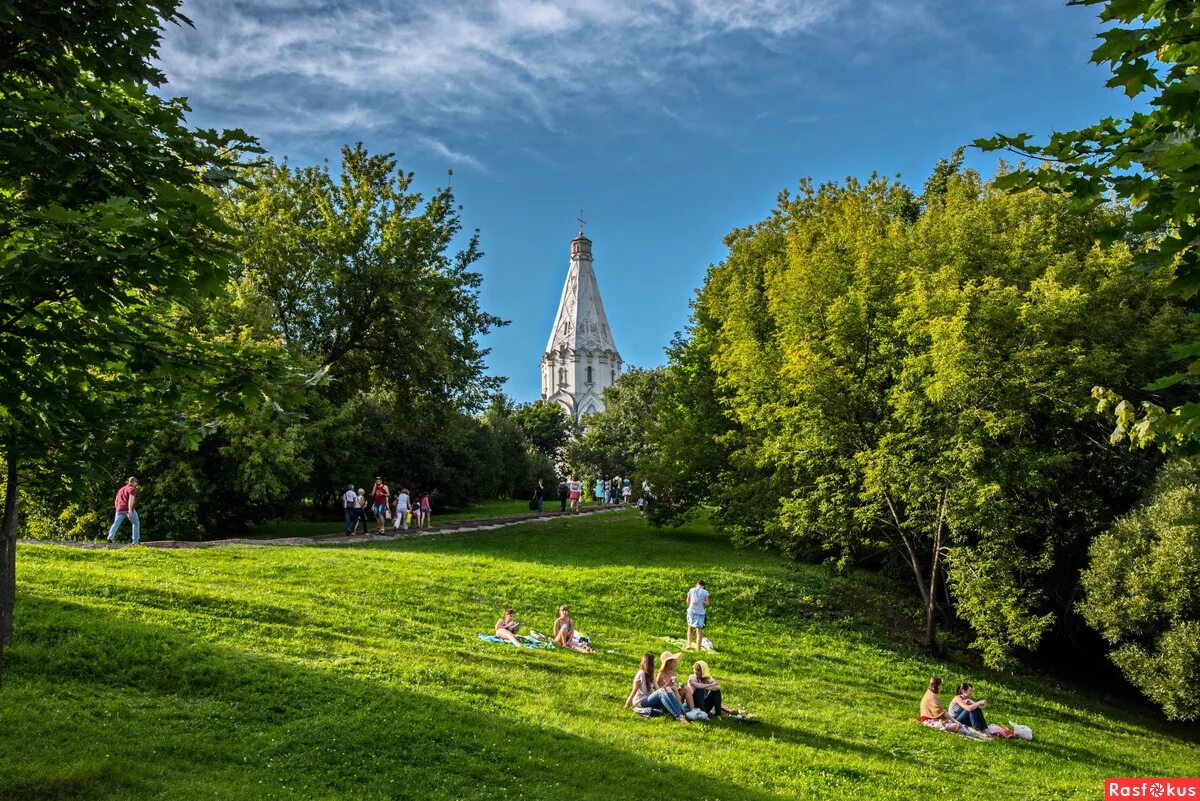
[540,214,622,420]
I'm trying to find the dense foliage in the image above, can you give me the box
[1079,459,1200,721]
[641,166,1194,672]
[977,0,1200,451]
[0,0,302,664]
[21,144,539,539]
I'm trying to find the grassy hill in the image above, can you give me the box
[3,512,1196,800]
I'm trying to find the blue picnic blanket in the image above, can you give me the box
[477,633,555,650]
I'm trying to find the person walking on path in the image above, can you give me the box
[418,492,432,528]
[568,476,582,512]
[352,488,368,534]
[534,479,545,513]
[594,477,605,506]
[558,479,568,512]
[341,484,357,534]
[371,477,390,534]
[393,487,411,531]
[106,477,140,545]
[622,478,632,505]
[685,580,710,650]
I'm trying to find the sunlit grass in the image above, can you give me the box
[4,512,1196,800]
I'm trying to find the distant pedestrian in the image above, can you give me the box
[594,477,605,505]
[372,476,390,534]
[342,483,357,535]
[568,476,582,512]
[353,488,368,533]
[558,479,568,512]
[622,478,632,505]
[685,580,710,650]
[419,492,432,528]
[393,487,411,531]
[106,476,140,545]
[534,479,545,513]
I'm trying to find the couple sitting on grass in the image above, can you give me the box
[623,651,734,722]
[494,606,595,652]
[921,676,1013,740]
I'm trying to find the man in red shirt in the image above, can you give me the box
[371,476,390,535]
[106,477,140,545]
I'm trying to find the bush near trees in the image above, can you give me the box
[1079,459,1200,721]
[641,165,1194,673]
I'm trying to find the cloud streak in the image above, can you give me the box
[159,0,855,164]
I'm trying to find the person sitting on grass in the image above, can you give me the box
[950,683,990,733]
[656,651,695,710]
[920,676,964,734]
[688,660,733,717]
[623,652,687,722]
[552,605,592,652]
[494,608,523,645]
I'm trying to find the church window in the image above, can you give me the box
[610,370,615,384]
[586,366,593,384]
[558,367,567,387]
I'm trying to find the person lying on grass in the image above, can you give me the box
[656,651,695,710]
[950,683,991,734]
[688,660,735,717]
[552,605,594,652]
[494,608,523,645]
[920,676,966,734]
[623,652,688,722]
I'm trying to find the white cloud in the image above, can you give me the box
[158,0,863,166]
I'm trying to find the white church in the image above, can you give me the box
[540,222,622,420]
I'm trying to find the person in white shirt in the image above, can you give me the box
[393,487,411,531]
[685,580,710,650]
[341,484,357,535]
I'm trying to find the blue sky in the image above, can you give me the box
[160,1,1129,402]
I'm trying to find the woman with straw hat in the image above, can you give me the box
[623,653,688,722]
[655,651,694,710]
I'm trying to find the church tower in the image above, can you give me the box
[541,220,622,419]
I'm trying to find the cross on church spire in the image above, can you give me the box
[577,209,586,237]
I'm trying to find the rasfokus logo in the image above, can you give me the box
[1106,779,1200,799]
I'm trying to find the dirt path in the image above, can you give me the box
[19,506,629,550]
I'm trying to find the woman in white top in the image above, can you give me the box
[393,488,410,531]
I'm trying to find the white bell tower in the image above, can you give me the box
[540,214,622,419]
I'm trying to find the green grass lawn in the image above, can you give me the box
[4,512,1196,800]
[240,499,576,540]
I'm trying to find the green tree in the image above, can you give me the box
[0,1,291,659]
[567,368,666,479]
[686,169,1191,664]
[1080,459,1200,721]
[976,0,1200,451]
[511,402,572,461]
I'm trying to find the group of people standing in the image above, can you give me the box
[541,475,636,512]
[342,477,431,535]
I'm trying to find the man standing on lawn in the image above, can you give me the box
[371,476,390,534]
[106,476,140,545]
[685,579,710,650]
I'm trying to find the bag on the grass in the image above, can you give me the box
[1008,721,1033,740]
[685,708,709,721]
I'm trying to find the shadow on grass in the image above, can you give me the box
[2,597,788,801]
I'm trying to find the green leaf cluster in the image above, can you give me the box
[649,167,1194,670]
[1080,458,1200,720]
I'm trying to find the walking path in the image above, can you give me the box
[20,506,629,550]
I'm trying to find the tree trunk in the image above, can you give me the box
[0,443,18,683]
[923,489,949,655]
